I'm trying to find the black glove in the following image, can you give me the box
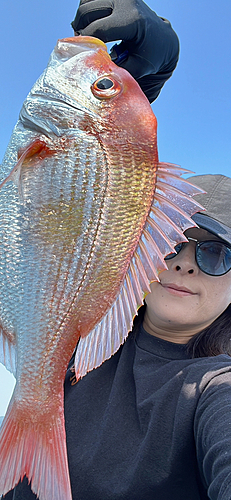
[71,0,179,103]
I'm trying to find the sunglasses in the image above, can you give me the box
[165,237,231,276]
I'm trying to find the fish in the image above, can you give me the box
[0,36,203,500]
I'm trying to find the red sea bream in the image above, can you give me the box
[0,36,203,499]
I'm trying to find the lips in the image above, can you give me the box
[160,283,196,296]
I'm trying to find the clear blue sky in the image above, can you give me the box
[0,0,231,416]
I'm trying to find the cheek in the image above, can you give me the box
[144,282,199,330]
[202,274,231,318]
[211,280,231,309]
[145,282,166,313]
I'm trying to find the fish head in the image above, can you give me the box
[24,36,157,154]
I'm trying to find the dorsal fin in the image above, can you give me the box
[74,164,204,379]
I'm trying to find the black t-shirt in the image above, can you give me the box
[7,324,231,500]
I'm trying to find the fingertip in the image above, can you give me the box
[76,25,105,41]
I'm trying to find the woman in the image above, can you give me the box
[62,173,231,500]
[5,2,231,500]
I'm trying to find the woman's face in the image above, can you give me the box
[143,227,231,343]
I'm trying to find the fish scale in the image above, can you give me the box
[0,36,204,500]
[20,139,106,319]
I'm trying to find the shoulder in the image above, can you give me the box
[176,355,231,417]
[186,354,231,388]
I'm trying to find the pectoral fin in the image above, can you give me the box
[0,139,52,196]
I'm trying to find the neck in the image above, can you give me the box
[143,310,198,344]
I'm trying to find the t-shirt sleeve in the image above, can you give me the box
[194,371,231,499]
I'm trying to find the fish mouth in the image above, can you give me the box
[57,35,108,54]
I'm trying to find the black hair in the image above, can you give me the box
[187,304,231,358]
[132,303,231,358]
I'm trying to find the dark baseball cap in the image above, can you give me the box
[187,174,231,245]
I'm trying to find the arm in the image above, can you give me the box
[195,371,231,500]
[71,0,179,103]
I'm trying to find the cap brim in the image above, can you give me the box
[192,213,231,245]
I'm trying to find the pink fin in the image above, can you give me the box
[0,139,52,195]
[74,271,139,379]
[74,162,205,378]
[0,398,72,500]
[0,323,16,375]
[157,168,205,197]
[148,205,189,246]
[131,252,151,294]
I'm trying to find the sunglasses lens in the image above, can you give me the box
[165,239,231,276]
[164,243,183,260]
[196,241,231,276]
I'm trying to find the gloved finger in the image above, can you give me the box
[72,0,113,33]
[75,10,138,43]
[76,18,128,42]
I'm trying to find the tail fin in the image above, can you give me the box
[0,398,72,500]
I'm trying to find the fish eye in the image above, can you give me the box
[91,76,121,99]
[95,78,114,90]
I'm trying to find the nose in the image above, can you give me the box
[166,241,199,275]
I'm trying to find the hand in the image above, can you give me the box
[72,0,153,44]
[71,0,179,102]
